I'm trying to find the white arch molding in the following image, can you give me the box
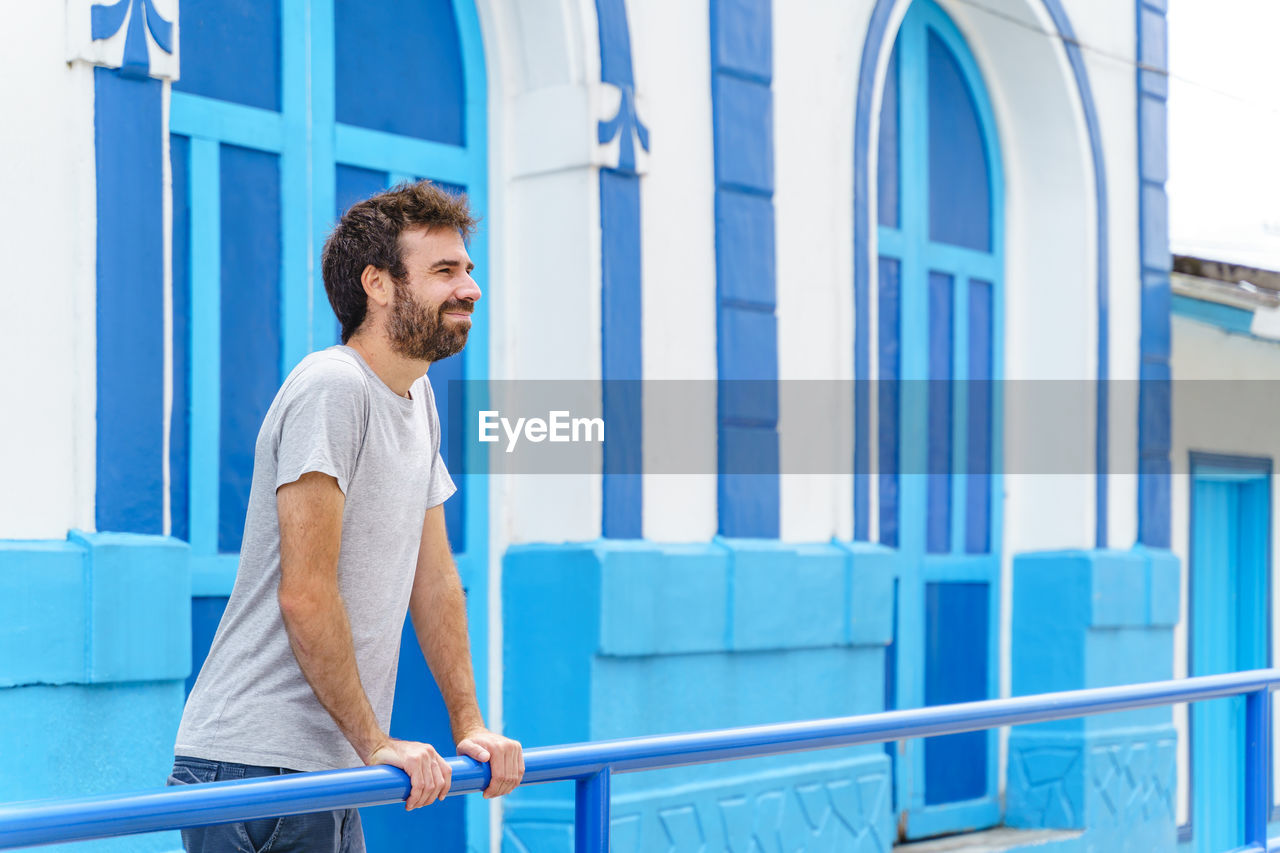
[470,1,612,848]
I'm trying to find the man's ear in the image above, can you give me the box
[360,265,393,310]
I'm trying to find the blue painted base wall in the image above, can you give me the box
[502,540,896,852]
[0,535,191,852]
[1006,548,1180,850]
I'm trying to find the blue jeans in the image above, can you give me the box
[167,756,365,853]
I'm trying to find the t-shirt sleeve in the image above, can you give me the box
[273,360,369,495]
[426,448,456,510]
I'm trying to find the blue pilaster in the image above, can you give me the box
[596,0,647,538]
[1136,0,1173,548]
[711,0,778,537]
[1007,548,1179,848]
[94,67,166,534]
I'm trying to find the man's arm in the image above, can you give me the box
[410,505,524,798]
[276,472,452,809]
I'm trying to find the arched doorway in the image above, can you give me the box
[874,0,1004,839]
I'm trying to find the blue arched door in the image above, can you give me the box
[875,0,1004,839]
[169,1,490,848]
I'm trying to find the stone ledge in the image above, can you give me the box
[896,827,1082,852]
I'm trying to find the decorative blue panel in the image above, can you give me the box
[218,145,282,553]
[926,30,990,251]
[877,42,900,229]
[926,272,953,554]
[95,69,165,535]
[601,169,644,538]
[710,0,771,82]
[924,581,989,804]
[335,0,465,145]
[966,279,992,553]
[877,256,900,548]
[174,0,282,111]
[334,164,388,213]
[712,76,774,194]
[171,134,192,543]
[716,189,776,309]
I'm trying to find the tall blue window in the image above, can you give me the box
[874,0,1004,839]
[170,3,489,847]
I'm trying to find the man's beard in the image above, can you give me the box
[386,278,471,362]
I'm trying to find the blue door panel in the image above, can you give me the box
[923,581,989,804]
[878,256,902,549]
[175,0,282,111]
[361,619,466,850]
[218,145,282,554]
[877,41,901,229]
[926,29,990,252]
[965,279,992,553]
[335,0,465,145]
[926,271,953,554]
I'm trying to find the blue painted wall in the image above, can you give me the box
[0,535,190,852]
[712,0,778,538]
[502,541,896,851]
[1007,548,1179,848]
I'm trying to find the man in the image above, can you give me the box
[170,181,522,852]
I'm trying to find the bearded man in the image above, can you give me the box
[170,181,522,853]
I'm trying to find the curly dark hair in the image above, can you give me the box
[321,180,478,343]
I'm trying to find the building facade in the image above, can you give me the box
[0,0,1275,851]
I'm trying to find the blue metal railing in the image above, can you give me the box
[1,669,1277,851]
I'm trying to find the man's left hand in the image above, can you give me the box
[456,728,525,798]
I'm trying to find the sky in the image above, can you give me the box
[1167,0,1280,272]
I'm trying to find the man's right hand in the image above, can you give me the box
[368,739,453,810]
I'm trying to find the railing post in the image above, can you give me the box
[1245,688,1270,848]
[574,767,611,852]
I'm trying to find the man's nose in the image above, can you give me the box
[457,273,482,303]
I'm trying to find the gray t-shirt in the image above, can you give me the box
[175,346,456,771]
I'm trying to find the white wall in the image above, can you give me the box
[0,3,97,539]
[629,0,720,543]
[773,0,871,543]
